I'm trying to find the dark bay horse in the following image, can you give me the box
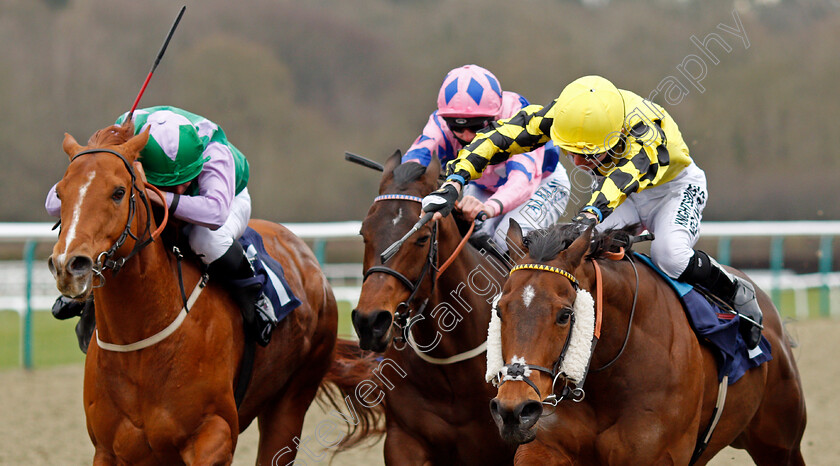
[489,222,806,465]
[48,123,378,464]
[351,152,517,465]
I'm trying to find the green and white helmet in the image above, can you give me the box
[116,106,210,187]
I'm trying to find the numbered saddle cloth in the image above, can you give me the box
[238,227,301,339]
[634,253,772,384]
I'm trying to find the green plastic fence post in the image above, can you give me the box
[770,236,784,309]
[819,236,833,317]
[23,240,36,370]
[718,236,732,266]
[313,238,327,264]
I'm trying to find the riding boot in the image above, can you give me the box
[52,296,96,353]
[679,250,764,349]
[51,296,86,320]
[75,298,96,354]
[207,241,274,346]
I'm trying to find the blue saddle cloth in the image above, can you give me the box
[633,253,772,384]
[238,227,301,327]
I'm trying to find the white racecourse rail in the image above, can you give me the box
[3,221,840,319]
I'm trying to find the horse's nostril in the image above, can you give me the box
[489,398,501,415]
[371,310,393,335]
[47,257,57,277]
[517,400,543,428]
[67,255,93,276]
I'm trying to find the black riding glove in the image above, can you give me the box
[421,183,460,218]
[571,213,598,233]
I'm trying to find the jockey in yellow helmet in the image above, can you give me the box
[421,75,763,349]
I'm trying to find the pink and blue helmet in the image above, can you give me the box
[436,65,503,118]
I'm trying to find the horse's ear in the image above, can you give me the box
[121,127,150,162]
[506,219,527,257]
[62,133,82,159]
[564,225,593,269]
[383,149,402,175]
[422,151,442,185]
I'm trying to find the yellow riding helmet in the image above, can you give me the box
[549,75,626,154]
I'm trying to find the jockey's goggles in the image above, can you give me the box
[443,116,493,133]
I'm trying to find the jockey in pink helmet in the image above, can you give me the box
[403,65,570,253]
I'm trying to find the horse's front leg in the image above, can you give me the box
[383,426,432,466]
[179,415,236,466]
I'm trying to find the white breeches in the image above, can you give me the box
[188,188,252,264]
[597,163,708,278]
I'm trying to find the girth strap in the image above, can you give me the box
[690,375,729,464]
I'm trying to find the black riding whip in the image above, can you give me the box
[344,152,384,172]
[126,6,186,122]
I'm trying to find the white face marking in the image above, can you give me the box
[522,285,535,308]
[392,208,403,226]
[62,170,97,257]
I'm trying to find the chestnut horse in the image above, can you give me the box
[351,152,517,465]
[488,222,806,465]
[48,124,378,464]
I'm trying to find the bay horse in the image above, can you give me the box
[488,221,807,465]
[48,123,379,464]
[351,152,517,465]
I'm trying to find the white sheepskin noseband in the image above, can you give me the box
[486,286,596,386]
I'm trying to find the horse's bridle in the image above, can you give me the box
[68,148,166,277]
[495,253,640,406]
[495,263,587,405]
[362,194,439,347]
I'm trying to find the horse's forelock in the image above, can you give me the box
[390,162,427,189]
[523,224,580,262]
[523,224,639,263]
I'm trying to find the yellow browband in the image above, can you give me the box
[509,264,579,287]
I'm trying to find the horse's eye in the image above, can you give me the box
[112,187,126,202]
[415,235,430,245]
[556,307,573,325]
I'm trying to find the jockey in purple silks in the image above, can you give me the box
[47,106,273,351]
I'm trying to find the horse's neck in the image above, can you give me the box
[93,235,186,345]
[585,258,651,370]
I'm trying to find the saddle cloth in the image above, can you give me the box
[238,227,301,341]
[633,253,772,384]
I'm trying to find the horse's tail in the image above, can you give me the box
[317,338,386,451]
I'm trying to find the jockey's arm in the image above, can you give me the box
[445,102,555,185]
[402,112,451,166]
[483,147,546,217]
[45,184,60,217]
[162,143,237,230]
[581,137,669,223]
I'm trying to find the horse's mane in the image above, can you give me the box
[87,121,135,147]
[523,223,639,262]
[392,161,427,188]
